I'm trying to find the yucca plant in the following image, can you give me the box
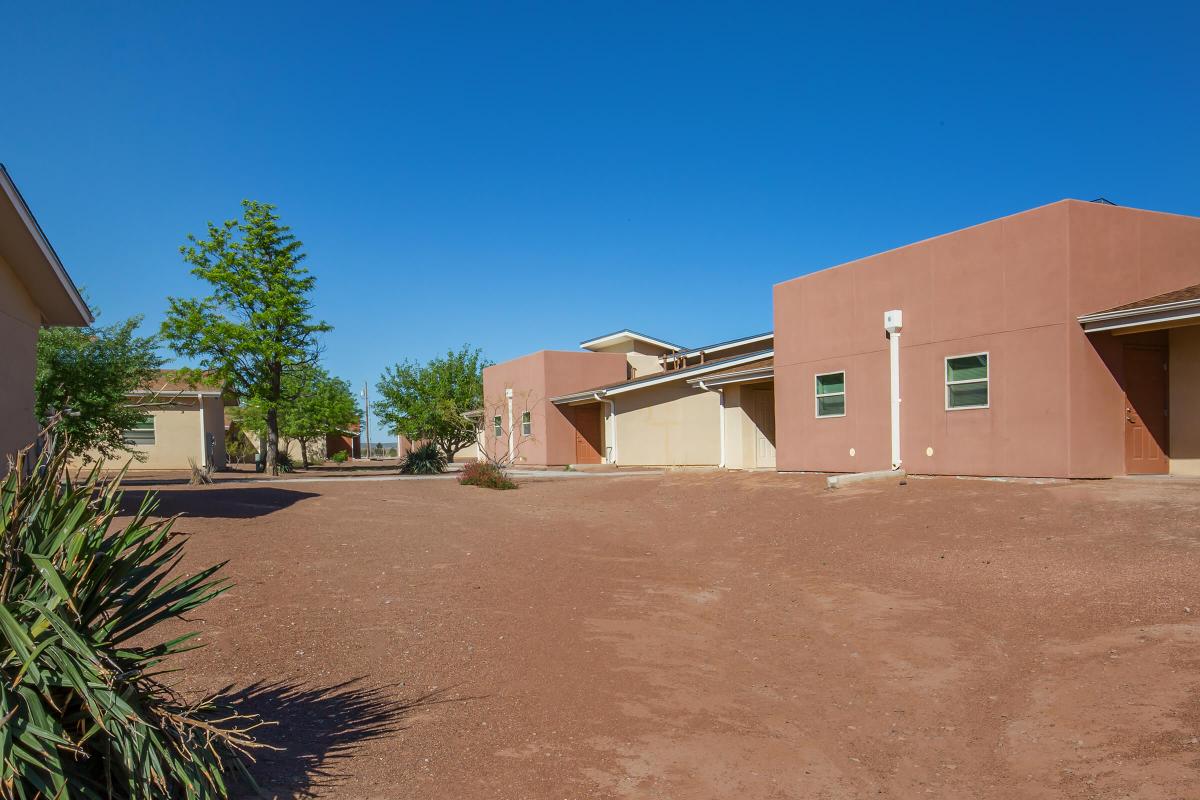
[398,442,447,475]
[0,423,268,798]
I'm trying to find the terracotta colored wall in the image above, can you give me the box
[0,254,42,465]
[1065,202,1200,476]
[773,200,1200,478]
[482,350,626,466]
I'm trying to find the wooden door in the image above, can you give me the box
[573,404,603,464]
[752,389,777,469]
[1123,345,1169,474]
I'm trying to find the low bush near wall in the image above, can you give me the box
[459,461,518,490]
[0,429,267,797]
[400,442,448,475]
[330,449,349,463]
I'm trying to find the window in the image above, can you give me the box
[123,415,155,445]
[815,371,846,418]
[493,415,502,438]
[946,353,989,409]
[521,411,532,436]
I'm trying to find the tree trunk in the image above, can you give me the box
[299,438,310,469]
[266,406,280,476]
[441,442,456,465]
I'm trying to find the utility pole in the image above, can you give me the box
[362,381,372,460]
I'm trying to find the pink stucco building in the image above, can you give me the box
[773,199,1200,478]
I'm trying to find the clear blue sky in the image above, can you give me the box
[3,2,1198,433]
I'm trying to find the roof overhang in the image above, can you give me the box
[687,365,775,388]
[127,389,224,399]
[0,165,91,326]
[1078,298,1200,334]
[552,349,774,404]
[579,329,683,353]
[668,331,773,360]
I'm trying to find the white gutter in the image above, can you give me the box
[594,392,618,464]
[696,381,725,468]
[884,310,903,471]
[197,392,208,469]
[505,388,515,464]
[1078,300,1200,333]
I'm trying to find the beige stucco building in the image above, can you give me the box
[0,165,92,467]
[112,374,230,470]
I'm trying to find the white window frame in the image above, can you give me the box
[814,371,846,419]
[493,415,502,438]
[520,411,532,437]
[945,351,990,411]
[123,415,156,446]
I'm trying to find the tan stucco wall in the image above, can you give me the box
[721,383,775,470]
[112,396,227,471]
[1170,326,1200,476]
[0,254,42,464]
[626,352,663,378]
[613,382,720,466]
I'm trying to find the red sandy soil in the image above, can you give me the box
[137,472,1200,799]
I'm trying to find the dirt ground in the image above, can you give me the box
[137,471,1200,799]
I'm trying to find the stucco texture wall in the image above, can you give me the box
[0,254,42,463]
[773,200,1200,478]
[613,381,720,466]
[482,351,626,466]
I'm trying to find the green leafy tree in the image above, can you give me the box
[162,200,330,474]
[35,313,164,462]
[375,345,488,463]
[237,367,360,468]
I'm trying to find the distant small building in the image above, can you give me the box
[327,423,361,460]
[0,165,92,466]
[119,373,229,470]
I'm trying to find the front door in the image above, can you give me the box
[573,404,604,464]
[751,389,777,469]
[1124,345,1169,474]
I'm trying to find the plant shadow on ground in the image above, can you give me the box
[225,678,463,798]
[118,487,320,520]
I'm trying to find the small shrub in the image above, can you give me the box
[1,427,267,797]
[400,442,447,475]
[275,450,295,472]
[330,449,349,463]
[459,460,518,490]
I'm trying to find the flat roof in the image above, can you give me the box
[552,348,774,404]
[579,329,683,352]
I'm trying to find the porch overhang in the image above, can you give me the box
[1078,283,1200,334]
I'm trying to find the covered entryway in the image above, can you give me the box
[572,403,604,464]
[747,386,777,468]
[687,357,775,470]
[1079,284,1200,476]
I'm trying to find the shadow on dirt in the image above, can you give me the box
[119,487,320,519]
[227,678,462,798]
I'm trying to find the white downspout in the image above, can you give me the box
[697,381,726,468]
[505,388,514,463]
[593,392,617,465]
[197,392,208,469]
[884,310,903,470]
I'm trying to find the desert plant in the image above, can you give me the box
[0,425,268,798]
[458,460,518,490]
[399,442,447,475]
[275,450,295,472]
[330,449,349,463]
